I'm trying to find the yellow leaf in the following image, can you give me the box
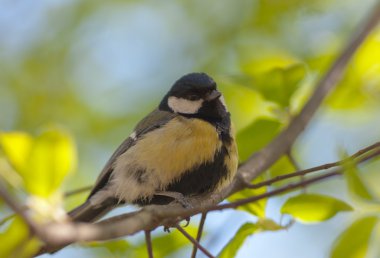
[26,128,77,197]
[0,217,40,258]
[0,132,33,172]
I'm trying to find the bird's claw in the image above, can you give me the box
[163,216,191,233]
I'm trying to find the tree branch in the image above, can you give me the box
[6,2,380,255]
[231,2,380,195]
[0,185,92,228]
[33,142,380,253]
[0,180,40,235]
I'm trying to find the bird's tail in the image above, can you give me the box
[68,199,114,223]
[34,199,118,256]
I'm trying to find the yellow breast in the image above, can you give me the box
[118,117,223,188]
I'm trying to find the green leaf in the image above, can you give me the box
[218,81,278,131]
[256,218,286,231]
[255,64,307,107]
[150,226,198,258]
[330,216,378,258]
[289,73,315,114]
[87,240,131,257]
[229,189,266,218]
[218,219,284,258]
[268,156,296,185]
[118,226,199,258]
[281,194,353,223]
[0,217,40,258]
[343,159,378,203]
[26,128,77,197]
[228,175,267,218]
[239,50,299,77]
[236,119,282,162]
[218,223,258,258]
[327,33,380,110]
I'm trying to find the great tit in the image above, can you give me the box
[69,72,238,222]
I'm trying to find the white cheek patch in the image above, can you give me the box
[168,96,203,114]
[219,95,227,109]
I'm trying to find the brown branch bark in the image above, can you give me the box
[286,150,306,192]
[0,180,40,235]
[33,142,380,252]
[230,2,380,195]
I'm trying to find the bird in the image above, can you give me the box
[69,72,238,223]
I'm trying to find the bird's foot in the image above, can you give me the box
[163,217,191,233]
[154,191,193,208]
[155,191,192,233]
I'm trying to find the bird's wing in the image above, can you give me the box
[87,109,177,199]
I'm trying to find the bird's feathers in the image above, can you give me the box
[68,198,118,222]
[87,109,177,200]
[91,116,225,205]
[70,73,237,220]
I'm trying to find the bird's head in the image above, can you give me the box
[159,73,228,120]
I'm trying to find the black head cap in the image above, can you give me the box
[168,72,217,98]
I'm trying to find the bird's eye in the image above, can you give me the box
[188,94,199,101]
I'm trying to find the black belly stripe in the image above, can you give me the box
[134,144,230,205]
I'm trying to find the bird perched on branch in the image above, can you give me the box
[69,72,238,222]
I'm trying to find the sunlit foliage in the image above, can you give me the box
[1,0,380,257]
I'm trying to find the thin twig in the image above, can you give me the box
[64,186,92,198]
[218,171,340,211]
[233,2,380,193]
[286,150,306,193]
[0,180,39,235]
[0,213,15,226]
[30,3,380,253]
[191,212,207,258]
[175,225,215,258]
[247,142,380,189]
[212,149,380,212]
[145,230,154,258]
[34,142,380,255]
[0,185,93,227]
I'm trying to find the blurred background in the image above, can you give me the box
[1,0,380,257]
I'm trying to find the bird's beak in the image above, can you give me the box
[205,90,222,101]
